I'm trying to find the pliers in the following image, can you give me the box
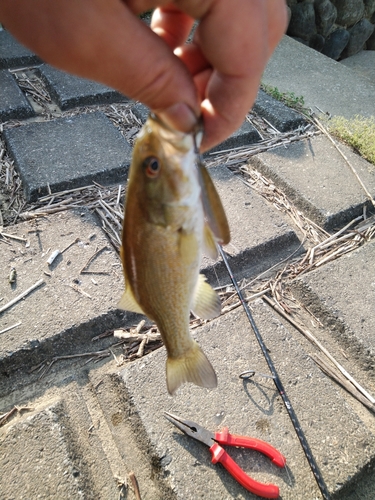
[164,412,286,499]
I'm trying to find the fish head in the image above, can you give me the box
[129,115,201,222]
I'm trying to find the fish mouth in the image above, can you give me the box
[148,113,203,154]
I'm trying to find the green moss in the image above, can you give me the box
[327,115,375,165]
[261,84,308,115]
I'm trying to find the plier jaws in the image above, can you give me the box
[164,412,215,447]
[164,412,286,499]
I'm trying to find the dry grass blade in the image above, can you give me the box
[0,321,22,335]
[206,124,319,169]
[35,350,111,378]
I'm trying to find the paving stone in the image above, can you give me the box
[3,111,132,201]
[0,69,34,121]
[0,30,41,69]
[208,120,261,153]
[202,164,303,284]
[0,208,127,378]
[250,135,375,230]
[291,238,375,374]
[37,64,128,110]
[120,302,375,499]
[253,89,307,132]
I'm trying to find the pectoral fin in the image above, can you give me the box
[118,286,145,315]
[191,274,221,320]
[198,163,230,245]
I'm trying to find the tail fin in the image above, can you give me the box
[166,341,217,395]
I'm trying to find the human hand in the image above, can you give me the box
[0,0,287,151]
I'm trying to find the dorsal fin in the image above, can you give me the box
[198,162,230,245]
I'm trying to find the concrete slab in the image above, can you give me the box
[3,111,132,201]
[0,69,34,121]
[264,36,375,120]
[291,238,375,375]
[1,401,89,499]
[202,164,303,284]
[340,50,375,83]
[253,90,307,132]
[120,302,375,499]
[250,135,375,230]
[0,30,41,69]
[0,208,126,377]
[37,64,128,110]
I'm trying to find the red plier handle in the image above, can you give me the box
[210,428,286,499]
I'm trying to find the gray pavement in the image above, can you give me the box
[1,32,375,500]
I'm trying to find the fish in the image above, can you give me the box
[118,114,230,395]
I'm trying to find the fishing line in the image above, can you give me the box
[219,245,331,500]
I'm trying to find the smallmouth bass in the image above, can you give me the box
[119,114,230,395]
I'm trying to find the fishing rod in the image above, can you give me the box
[219,245,331,500]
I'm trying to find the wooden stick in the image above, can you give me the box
[0,279,45,314]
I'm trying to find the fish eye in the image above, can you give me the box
[144,156,161,178]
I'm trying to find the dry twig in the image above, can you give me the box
[129,471,142,500]
[32,350,110,378]
[0,321,22,335]
[0,405,33,427]
[0,279,45,314]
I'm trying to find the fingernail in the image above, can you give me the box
[157,103,198,133]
